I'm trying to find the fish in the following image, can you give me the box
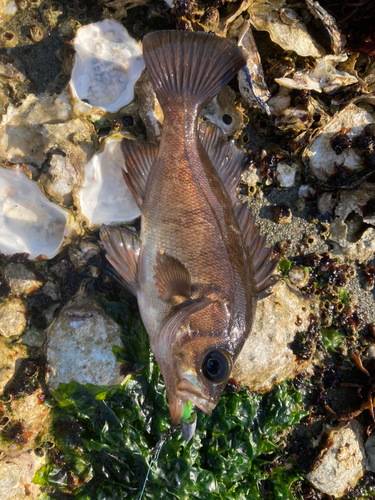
[100,30,277,435]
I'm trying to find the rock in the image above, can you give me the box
[0,452,45,500]
[0,338,27,394]
[0,89,73,166]
[0,391,50,455]
[302,101,375,187]
[46,287,124,390]
[38,117,96,203]
[308,420,366,498]
[233,280,315,391]
[38,152,79,206]
[318,192,336,216]
[0,298,27,338]
[328,182,375,263]
[276,161,298,187]
[4,264,42,295]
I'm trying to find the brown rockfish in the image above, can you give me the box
[100,31,276,434]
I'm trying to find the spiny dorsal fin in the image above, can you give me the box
[199,122,248,203]
[143,31,246,111]
[121,138,158,209]
[153,251,191,301]
[234,202,278,299]
[100,225,141,296]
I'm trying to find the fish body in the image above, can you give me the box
[100,31,276,427]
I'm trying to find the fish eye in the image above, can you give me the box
[201,350,232,383]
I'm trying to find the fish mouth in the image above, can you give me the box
[167,378,216,424]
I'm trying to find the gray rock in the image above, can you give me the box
[46,287,124,390]
[4,263,42,295]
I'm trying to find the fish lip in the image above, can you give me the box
[177,379,216,416]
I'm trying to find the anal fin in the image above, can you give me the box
[100,225,141,296]
[199,121,248,203]
[153,252,191,301]
[121,138,158,209]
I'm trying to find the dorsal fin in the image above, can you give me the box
[143,30,246,112]
[121,138,158,209]
[234,202,278,300]
[153,251,191,301]
[199,122,248,203]
[100,225,141,296]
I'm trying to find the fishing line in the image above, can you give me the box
[138,424,179,500]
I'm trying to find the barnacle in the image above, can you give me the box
[0,30,17,47]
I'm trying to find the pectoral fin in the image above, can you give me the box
[100,225,141,296]
[153,251,191,301]
[121,139,158,209]
[199,121,248,203]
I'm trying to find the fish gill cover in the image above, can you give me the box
[34,298,307,500]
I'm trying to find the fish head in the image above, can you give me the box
[153,298,238,425]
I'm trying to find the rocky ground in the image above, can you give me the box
[0,0,374,499]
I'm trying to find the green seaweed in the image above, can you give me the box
[35,299,308,499]
[278,259,292,276]
[321,328,345,353]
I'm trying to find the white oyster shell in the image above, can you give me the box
[276,55,358,94]
[238,20,271,114]
[75,137,141,229]
[248,0,324,58]
[0,166,71,260]
[70,19,145,113]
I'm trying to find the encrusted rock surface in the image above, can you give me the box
[0,298,27,338]
[0,452,45,500]
[0,339,27,393]
[233,280,316,391]
[308,420,366,498]
[0,89,73,166]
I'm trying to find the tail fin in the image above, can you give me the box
[142,30,246,111]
